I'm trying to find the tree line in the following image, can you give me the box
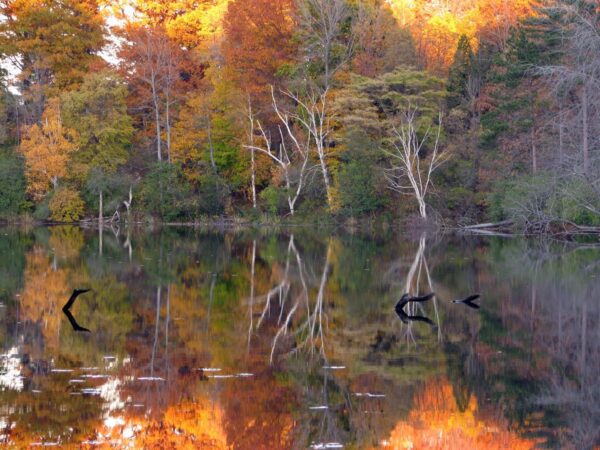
[0,0,598,231]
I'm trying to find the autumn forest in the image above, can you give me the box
[1,2,600,447]
[0,0,599,230]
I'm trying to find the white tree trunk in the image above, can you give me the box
[98,189,103,223]
[317,146,333,209]
[165,89,171,163]
[386,109,446,220]
[244,91,311,216]
[582,82,589,176]
[151,69,162,162]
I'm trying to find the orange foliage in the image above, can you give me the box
[375,376,540,450]
[387,0,536,72]
[19,246,70,350]
[222,0,297,102]
[18,99,78,200]
[220,373,297,450]
[113,0,231,48]
[90,399,230,449]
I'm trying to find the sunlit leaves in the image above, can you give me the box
[18,99,78,201]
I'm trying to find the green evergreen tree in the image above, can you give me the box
[447,35,474,110]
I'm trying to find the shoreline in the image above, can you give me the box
[1,215,600,240]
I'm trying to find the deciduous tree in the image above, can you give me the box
[61,71,133,221]
[222,0,297,102]
[119,24,189,162]
[0,0,105,122]
[18,98,77,201]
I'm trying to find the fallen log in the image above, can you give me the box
[460,220,513,230]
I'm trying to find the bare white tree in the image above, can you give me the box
[120,26,182,163]
[385,108,448,220]
[296,0,354,89]
[246,98,257,209]
[244,88,311,216]
[279,88,334,210]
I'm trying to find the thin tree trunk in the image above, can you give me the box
[531,125,537,174]
[324,44,331,89]
[558,103,564,166]
[207,120,216,172]
[151,70,162,162]
[98,224,103,256]
[319,154,333,210]
[98,189,103,224]
[419,199,427,219]
[246,99,257,208]
[582,83,589,176]
[166,91,171,164]
[124,185,132,222]
[251,148,257,209]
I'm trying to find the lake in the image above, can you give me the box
[0,226,598,449]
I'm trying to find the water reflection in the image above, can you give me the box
[0,227,597,448]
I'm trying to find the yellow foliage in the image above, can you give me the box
[18,98,78,201]
[112,0,231,48]
[49,187,86,222]
[387,0,536,72]
[164,0,231,49]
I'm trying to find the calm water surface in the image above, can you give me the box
[0,226,598,449]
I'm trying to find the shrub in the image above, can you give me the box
[560,178,600,226]
[337,128,383,216]
[0,149,27,218]
[259,185,288,215]
[198,173,230,215]
[49,187,85,222]
[489,173,600,229]
[139,162,193,221]
[338,160,381,216]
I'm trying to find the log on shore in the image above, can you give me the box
[460,220,513,230]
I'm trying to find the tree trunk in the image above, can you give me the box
[207,121,216,172]
[319,155,333,210]
[418,198,427,219]
[166,90,171,163]
[246,99,256,208]
[124,185,132,222]
[324,44,331,89]
[98,189,103,223]
[151,70,162,162]
[582,83,589,176]
[531,125,537,174]
[558,103,564,166]
[251,148,257,209]
[98,224,103,256]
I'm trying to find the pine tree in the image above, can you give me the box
[447,35,474,110]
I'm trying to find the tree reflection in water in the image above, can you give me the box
[0,227,597,448]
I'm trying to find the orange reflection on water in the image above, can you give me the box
[19,246,69,350]
[90,399,230,449]
[376,377,540,450]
